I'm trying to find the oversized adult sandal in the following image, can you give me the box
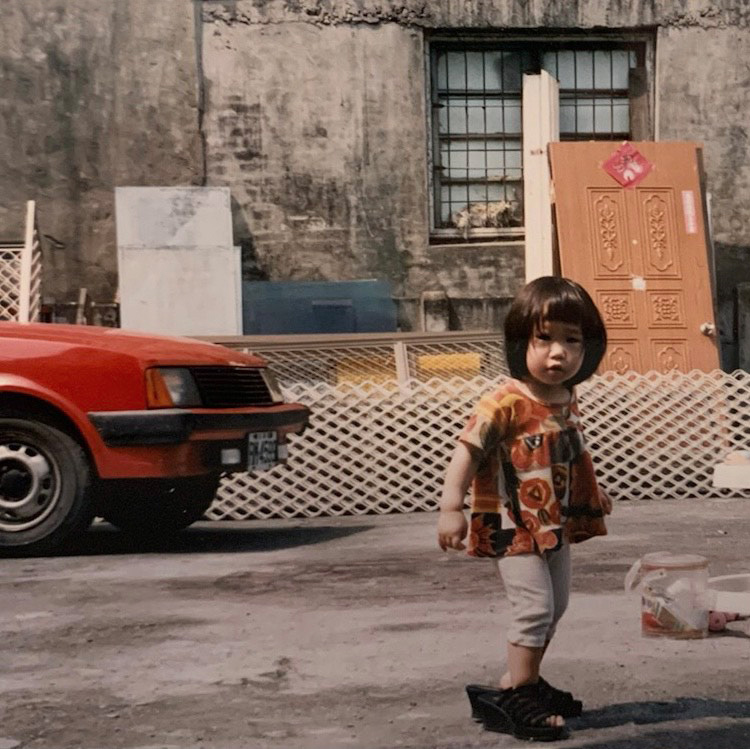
[475,685,569,742]
[466,677,582,720]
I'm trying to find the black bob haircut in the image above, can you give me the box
[504,276,607,387]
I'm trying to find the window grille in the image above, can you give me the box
[431,41,644,239]
[542,48,637,141]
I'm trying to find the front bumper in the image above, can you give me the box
[88,405,310,447]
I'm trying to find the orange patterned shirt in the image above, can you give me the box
[460,379,607,558]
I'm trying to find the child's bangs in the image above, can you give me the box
[540,294,585,327]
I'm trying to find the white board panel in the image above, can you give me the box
[117,246,241,336]
[116,187,241,335]
[115,186,233,249]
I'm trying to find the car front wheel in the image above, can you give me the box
[0,418,93,556]
[97,474,221,536]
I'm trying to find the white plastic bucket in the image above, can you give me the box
[624,552,709,638]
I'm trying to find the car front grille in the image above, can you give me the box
[190,367,274,408]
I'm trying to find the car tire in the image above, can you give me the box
[0,418,93,556]
[97,474,221,536]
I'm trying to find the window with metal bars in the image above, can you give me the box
[430,41,646,240]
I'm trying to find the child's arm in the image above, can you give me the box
[437,441,480,551]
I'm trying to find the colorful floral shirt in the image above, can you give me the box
[460,379,607,558]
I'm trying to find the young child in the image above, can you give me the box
[437,276,612,742]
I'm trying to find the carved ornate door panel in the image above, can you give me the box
[549,141,719,373]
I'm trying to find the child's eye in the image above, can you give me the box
[536,333,551,341]
[567,337,582,344]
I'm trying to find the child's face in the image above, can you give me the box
[526,318,584,386]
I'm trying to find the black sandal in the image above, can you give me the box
[475,684,568,742]
[466,678,583,720]
[465,684,497,722]
[538,677,583,717]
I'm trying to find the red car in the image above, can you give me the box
[0,323,310,555]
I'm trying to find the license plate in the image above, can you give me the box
[247,431,278,471]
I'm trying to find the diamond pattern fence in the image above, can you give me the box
[0,245,23,321]
[0,201,42,323]
[207,333,750,520]
[207,332,508,387]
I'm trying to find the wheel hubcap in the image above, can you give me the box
[0,442,58,532]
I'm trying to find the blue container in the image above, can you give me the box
[242,280,397,334]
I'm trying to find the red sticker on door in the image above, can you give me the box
[602,142,653,188]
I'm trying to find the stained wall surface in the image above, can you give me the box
[0,0,202,301]
[1,1,749,359]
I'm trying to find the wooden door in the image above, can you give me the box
[549,141,719,374]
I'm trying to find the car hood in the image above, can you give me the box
[0,323,265,367]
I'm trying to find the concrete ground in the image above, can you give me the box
[1,498,750,749]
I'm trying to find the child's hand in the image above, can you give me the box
[437,510,468,551]
[599,490,613,515]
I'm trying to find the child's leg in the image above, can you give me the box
[502,544,570,683]
[495,552,556,686]
[505,640,545,688]
[538,544,581,718]
[540,541,572,659]
[498,544,571,682]
[495,552,564,727]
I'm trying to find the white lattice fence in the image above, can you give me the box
[209,333,508,386]
[0,201,42,323]
[209,368,750,520]
[0,244,23,321]
[581,369,750,499]
[261,344,399,386]
[210,377,477,520]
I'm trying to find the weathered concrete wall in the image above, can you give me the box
[202,0,750,336]
[657,23,750,368]
[0,0,201,301]
[2,0,750,341]
[200,0,748,30]
[201,5,528,330]
[202,21,427,296]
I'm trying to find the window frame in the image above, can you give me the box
[426,32,655,243]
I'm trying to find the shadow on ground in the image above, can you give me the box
[58,522,373,557]
[572,697,750,730]
[567,697,750,747]
[578,724,750,749]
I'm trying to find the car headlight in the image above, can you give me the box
[145,367,202,408]
[261,368,284,403]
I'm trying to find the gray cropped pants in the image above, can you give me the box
[495,542,571,648]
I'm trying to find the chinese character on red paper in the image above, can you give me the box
[602,142,653,188]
